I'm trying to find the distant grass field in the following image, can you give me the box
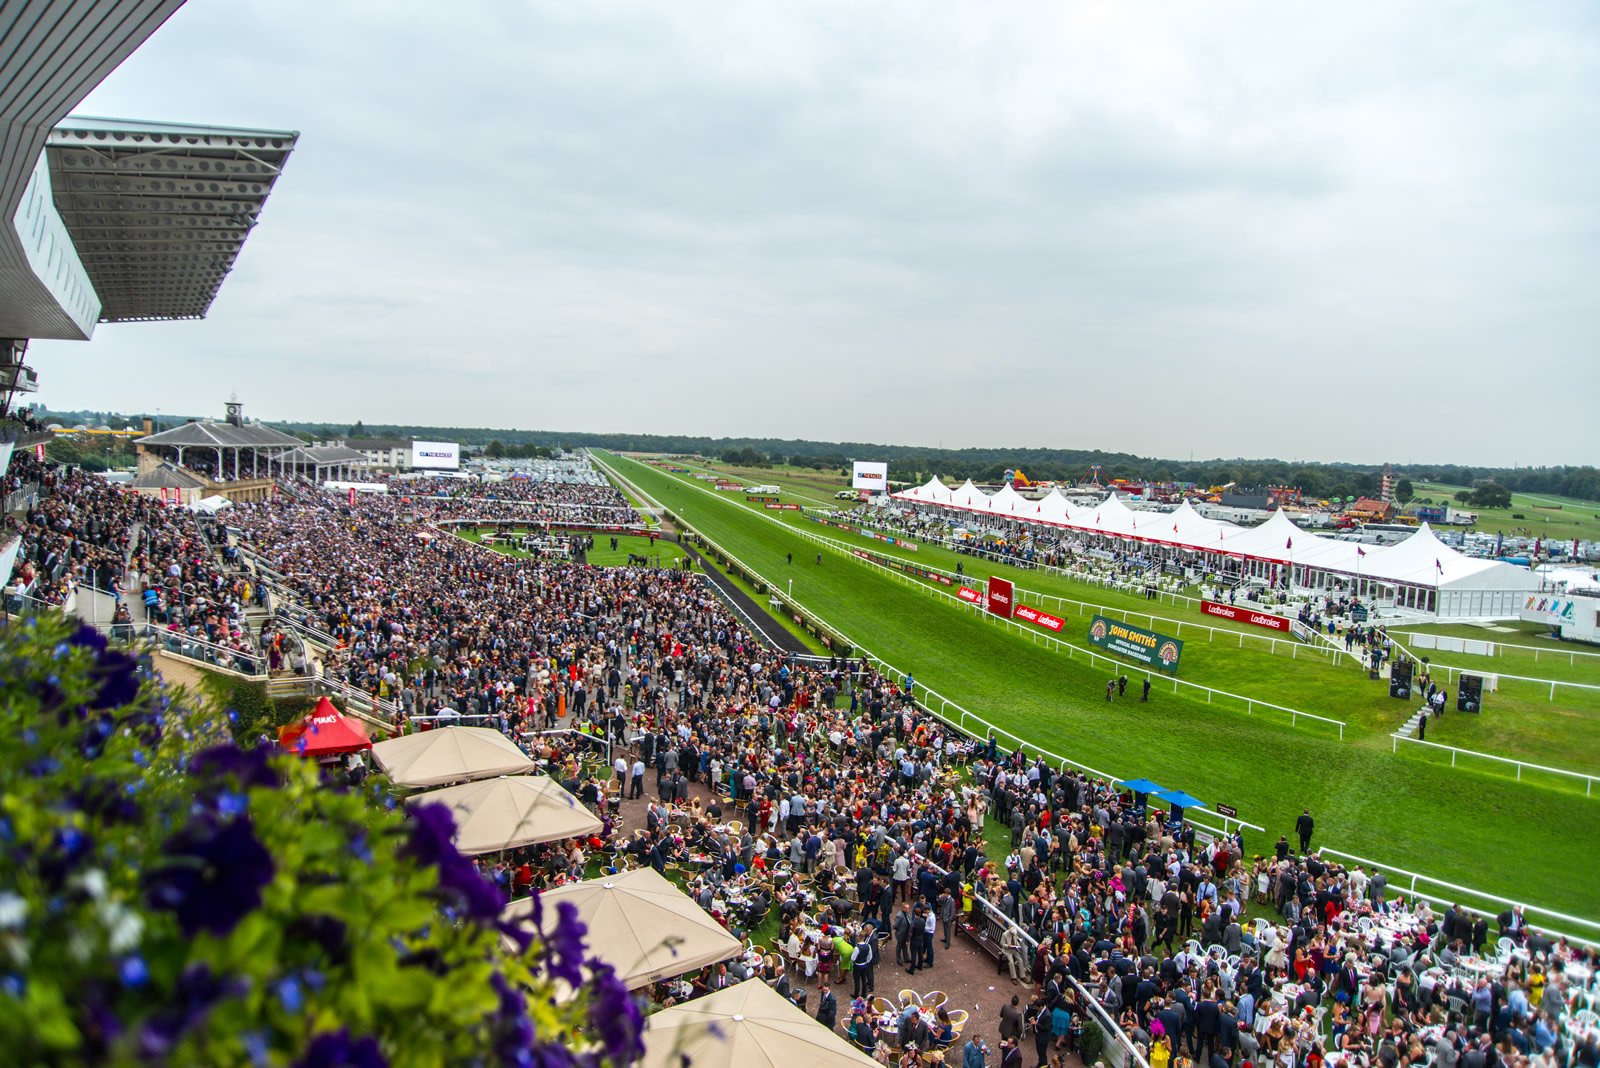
[598,450,1600,922]
[1413,483,1600,543]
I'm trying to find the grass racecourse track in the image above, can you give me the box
[595,451,1600,923]
[638,458,1600,777]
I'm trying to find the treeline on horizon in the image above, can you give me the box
[33,407,1600,504]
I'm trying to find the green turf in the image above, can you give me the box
[583,534,687,569]
[1412,483,1600,543]
[626,457,1600,776]
[597,451,1600,923]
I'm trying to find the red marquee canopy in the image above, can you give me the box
[279,696,372,757]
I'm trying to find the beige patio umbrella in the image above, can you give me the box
[371,726,536,787]
[406,775,602,855]
[640,980,878,1068]
[502,868,741,990]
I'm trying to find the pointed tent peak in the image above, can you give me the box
[279,696,372,757]
[988,484,1024,512]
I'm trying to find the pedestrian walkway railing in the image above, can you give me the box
[1389,733,1599,796]
[1317,847,1600,949]
[918,854,1152,1068]
[1383,633,1600,701]
[1395,632,1600,666]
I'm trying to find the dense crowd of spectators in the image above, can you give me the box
[396,469,640,526]
[2,458,261,666]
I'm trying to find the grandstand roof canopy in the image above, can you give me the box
[44,117,298,325]
[0,2,299,339]
[280,444,367,465]
[138,420,303,449]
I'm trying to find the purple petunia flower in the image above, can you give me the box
[137,964,249,1059]
[546,901,588,989]
[145,817,275,936]
[587,962,644,1064]
[293,1030,387,1068]
[188,743,281,790]
[401,804,505,922]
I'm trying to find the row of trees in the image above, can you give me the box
[33,408,1600,504]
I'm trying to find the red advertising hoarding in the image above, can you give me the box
[957,585,982,604]
[986,576,1014,619]
[1014,604,1065,632]
[1201,599,1291,633]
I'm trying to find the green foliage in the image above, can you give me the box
[1395,478,1413,502]
[0,614,634,1066]
[34,407,1600,504]
[1079,1018,1106,1066]
[1470,482,1512,508]
[39,434,138,472]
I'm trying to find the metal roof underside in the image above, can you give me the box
[45,117,298,323]
[0,0,186,339]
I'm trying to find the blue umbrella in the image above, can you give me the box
[1118,778,1165,794]
[1152,787,1206,810]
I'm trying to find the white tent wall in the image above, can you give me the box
[884,493,1542,620]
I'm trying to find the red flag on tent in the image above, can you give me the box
[1357,546,1367,557]
[1534,538,1542,556]
[1435,558,1444,574]
[1285,537,1293,550]
[279,696,371,757]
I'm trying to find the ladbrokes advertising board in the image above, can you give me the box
[986,576,1014,619]
[1087,614,1184,674]
[1201,600,1291,633]
[1014,604,1065,632]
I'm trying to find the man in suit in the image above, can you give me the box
[1295,810,1314,853]
[850,934,876,998]
[894,903,914,966]
[1195,992,1221,1062]
[999,995,1024,1044]
[816,983,838,1031]
[1497,905,1528,944]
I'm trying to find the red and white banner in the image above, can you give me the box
[1201,599,1291,633]
[349,487,358,506]
[763,502,800,510]
[957,585,982,604]
[986,576,1014,619]
[1015,604,1065,632]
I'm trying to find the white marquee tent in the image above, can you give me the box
[893,482,1540,617]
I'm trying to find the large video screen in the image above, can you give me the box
[410,440,460,470]
[851,460,888,491]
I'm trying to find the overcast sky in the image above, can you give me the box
[36,1,1600,466]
